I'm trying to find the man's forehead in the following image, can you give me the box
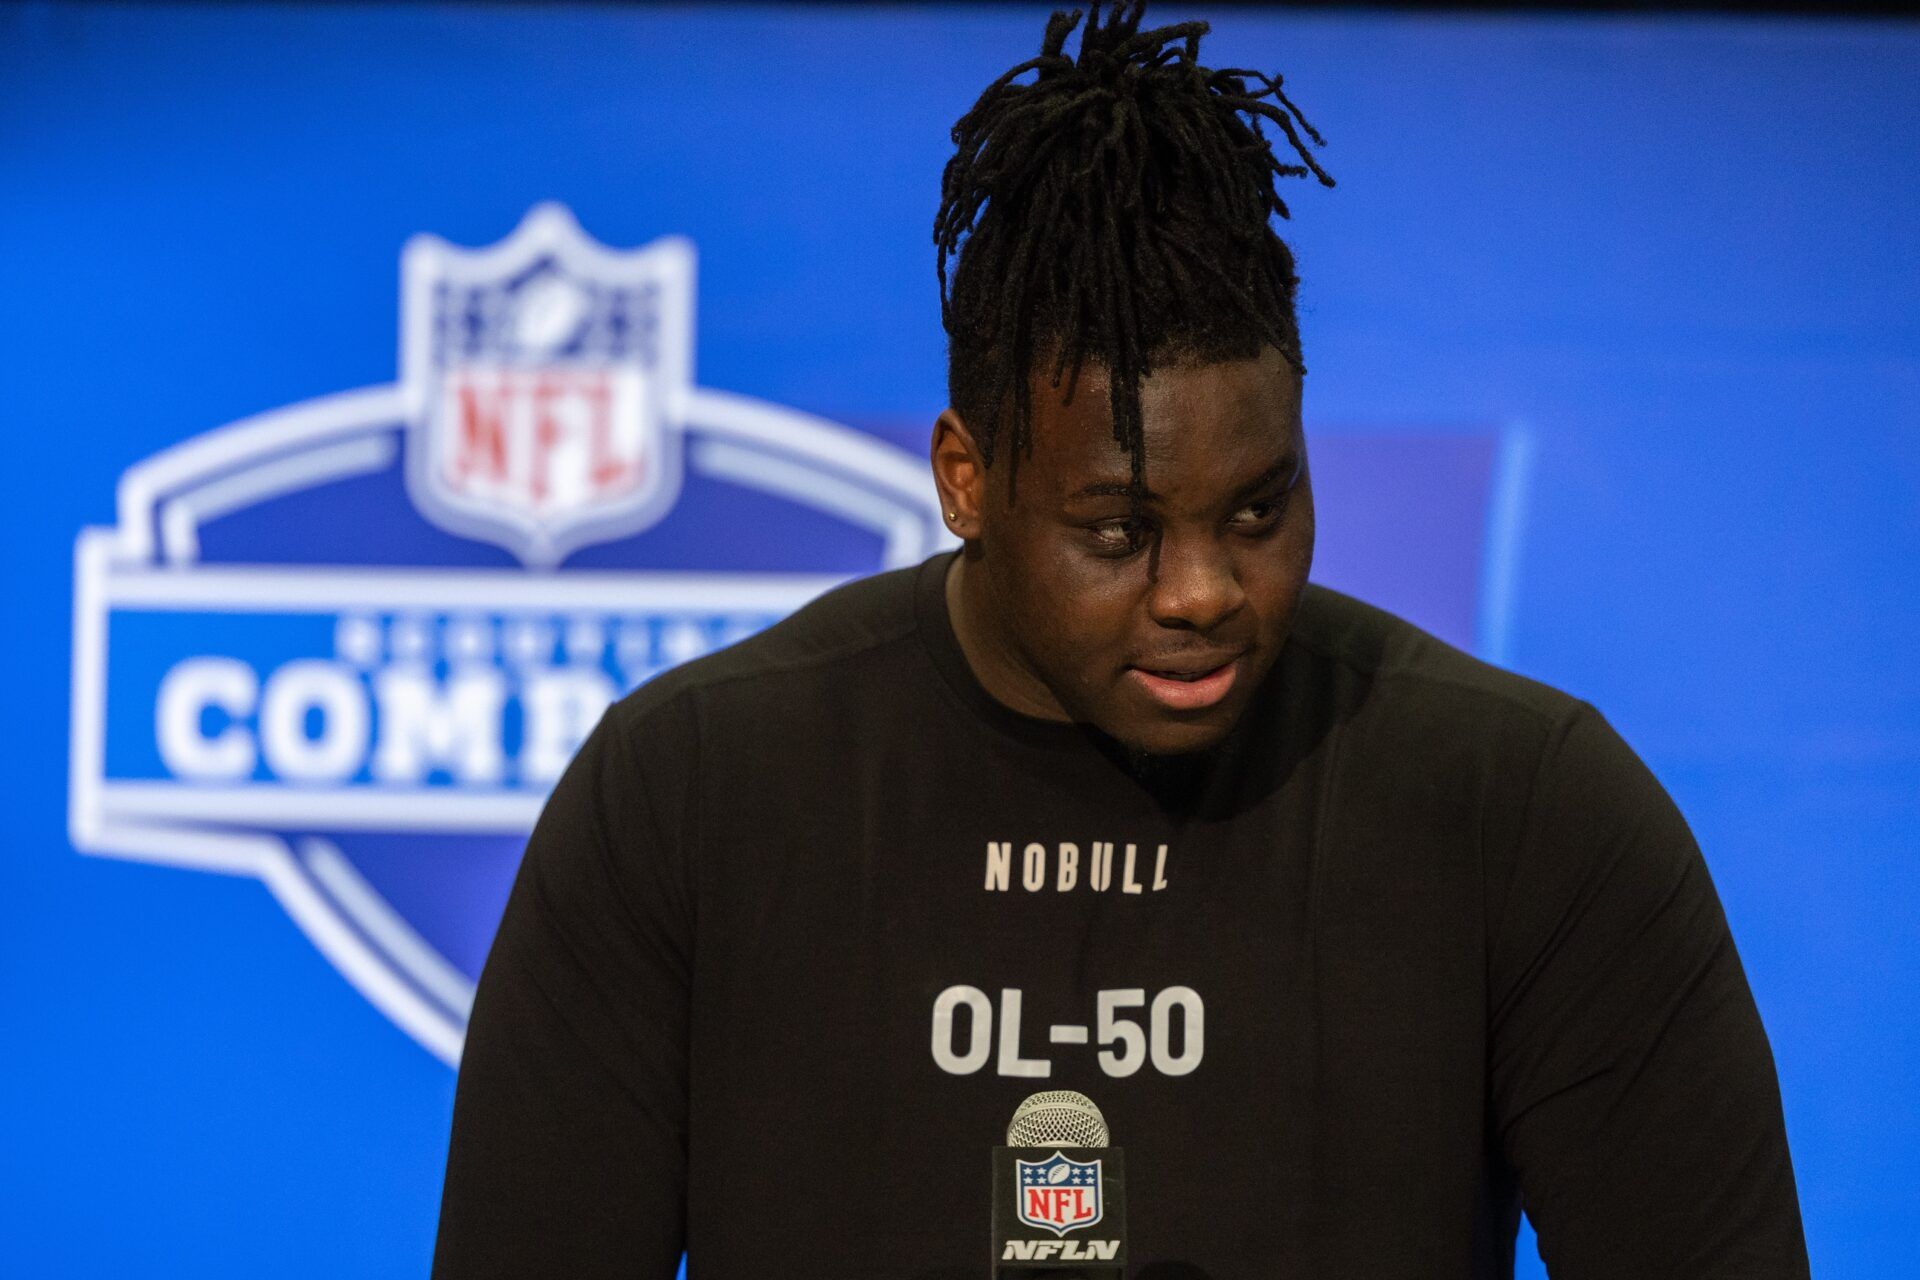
[1021,365,1301,498]
[1030,348,1296,431]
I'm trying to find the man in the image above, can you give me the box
[433,4,1809,1276]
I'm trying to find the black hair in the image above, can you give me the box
[936,1,1333,490]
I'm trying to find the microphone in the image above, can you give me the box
[990,1090,1130,1277]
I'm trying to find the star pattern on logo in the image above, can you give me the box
[1019,1160,1099,1187]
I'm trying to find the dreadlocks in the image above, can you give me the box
[936,1,1333,491]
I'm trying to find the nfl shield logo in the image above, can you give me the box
[400,202,690,566]
[1015,1152,1104,1236]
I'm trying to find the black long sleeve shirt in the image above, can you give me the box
[432,549,1809,1279]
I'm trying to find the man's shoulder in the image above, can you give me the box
[1286,585,1665,843]
[1289,581,1584,743]
[604,560,929,738]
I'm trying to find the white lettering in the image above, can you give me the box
[996,988,1050,1078]
[1151,985,1205,1076]
[1153,842,1169,890]
[1056,842,1079,892]
[1121,842,1143,894]
[1096,988,1148,1077]
[259,660,368,783]
[1000,1240,1122,1261]
[939,983,1204,1077]
[1090,842,1113,891]
[1022,842,1046,892]
[372,665,506,783]
[985,841,1013,892]
[931,985,993,1075]
[155,657,258,780]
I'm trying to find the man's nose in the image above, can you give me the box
[1144,531,1246,632]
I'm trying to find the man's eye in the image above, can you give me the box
[1231,494,1289,529]
[1088,517,1150,554]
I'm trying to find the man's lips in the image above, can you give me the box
[1125,653,1243,711]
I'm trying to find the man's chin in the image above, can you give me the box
[1049,666,1258,761]
[1093,703,1243,762]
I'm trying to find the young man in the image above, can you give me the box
[433,5,1809,1276]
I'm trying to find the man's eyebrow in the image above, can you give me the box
[1066,479,1157,503]
[1063,452,1299,505]
[1233,453,1301,497]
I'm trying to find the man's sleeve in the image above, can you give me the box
[431,703,692,1279]
[1488,703,1809,1278]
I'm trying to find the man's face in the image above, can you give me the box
[938,346,1314,756]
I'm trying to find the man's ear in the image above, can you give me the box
[930,407,987,539]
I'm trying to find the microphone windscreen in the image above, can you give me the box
[1006,1089,1111,1148]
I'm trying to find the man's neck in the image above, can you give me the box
[943,549,1072,723]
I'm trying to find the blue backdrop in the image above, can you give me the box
[1,4,1914,1276]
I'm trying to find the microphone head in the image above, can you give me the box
[1006,1089,1110,1148]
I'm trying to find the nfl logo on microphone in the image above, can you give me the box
[1016,1153,1104,1236]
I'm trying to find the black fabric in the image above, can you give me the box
[432,550,1808,1279]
